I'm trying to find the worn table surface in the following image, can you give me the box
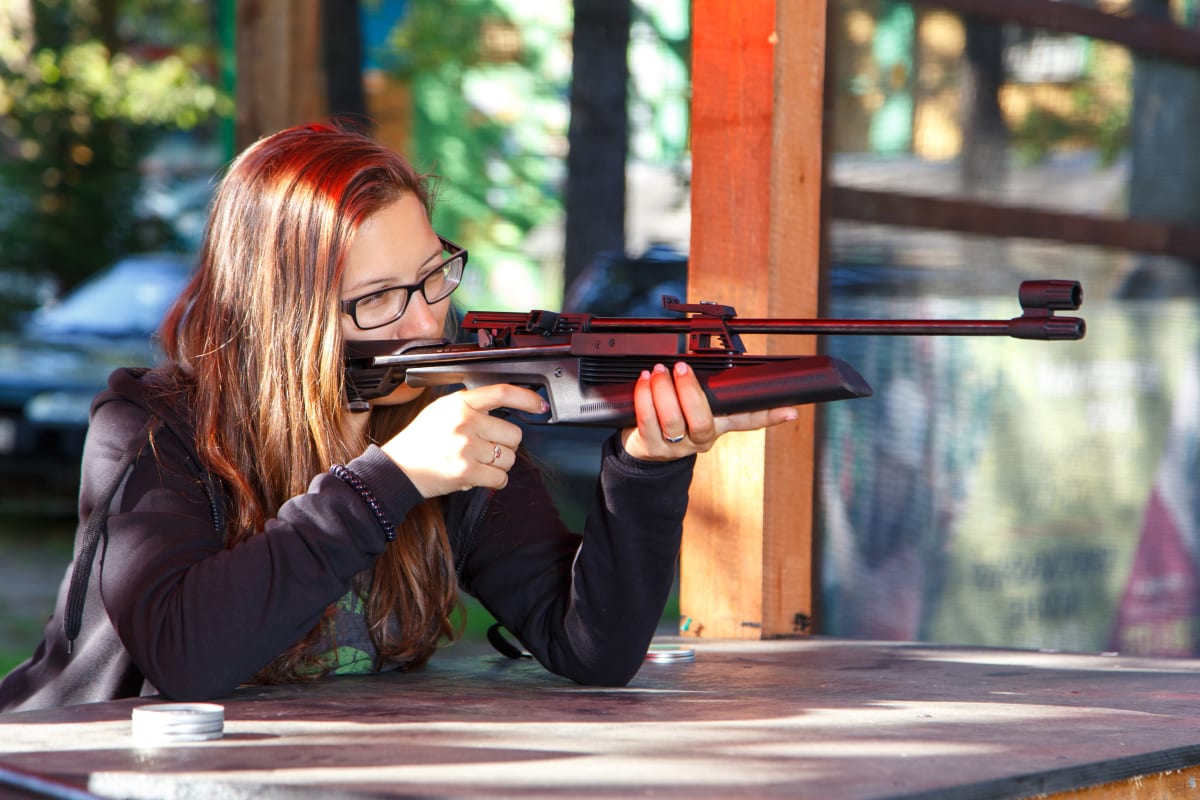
[3,638,1200,799]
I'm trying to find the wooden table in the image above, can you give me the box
[3,638,1200,799]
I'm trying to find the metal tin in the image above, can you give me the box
[644,644,696,664]
[132,703,225,744]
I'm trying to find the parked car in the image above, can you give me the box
[0,253,194,494]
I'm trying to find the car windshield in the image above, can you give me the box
[31,256,192,338]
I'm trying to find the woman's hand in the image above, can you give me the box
[619,362,800,461]
[381,385,548,497]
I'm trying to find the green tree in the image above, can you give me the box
[390,0,571,310]
[0,0,228,299]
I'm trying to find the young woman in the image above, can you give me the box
[0,120,798,712]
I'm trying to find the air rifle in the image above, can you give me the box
[344,279,1085,426]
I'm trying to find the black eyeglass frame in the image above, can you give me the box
[340,236,467,331]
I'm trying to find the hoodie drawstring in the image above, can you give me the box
[63,420,156,653]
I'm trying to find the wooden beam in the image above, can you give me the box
[917,0,1200,68]
[234,0,325,150]
[829,185,1200,261]
[764,0,828,639]
[681,2,827,639]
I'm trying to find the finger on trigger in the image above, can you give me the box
[465,383,549,417]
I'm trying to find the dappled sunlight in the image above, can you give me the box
[2,696,1153,798]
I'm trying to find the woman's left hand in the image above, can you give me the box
[619,362,800,461]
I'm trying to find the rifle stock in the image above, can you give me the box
[344,279,1085,425]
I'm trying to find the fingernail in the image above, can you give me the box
[541,400,550,413]
[675,362,689,376]
[640,370,651,381]
[653,363,668,375]
[783,409,799,421]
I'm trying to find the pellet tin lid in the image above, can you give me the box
[132,703,225,744]
[644,644,696,664]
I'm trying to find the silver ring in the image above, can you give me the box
[490,443,503,464]
[662,432,687,444]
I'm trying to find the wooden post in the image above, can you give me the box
[234,0,325,151]
[680,2,827,639]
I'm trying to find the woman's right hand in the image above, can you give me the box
[381,385,548,498]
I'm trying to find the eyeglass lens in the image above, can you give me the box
[352,250,464,329]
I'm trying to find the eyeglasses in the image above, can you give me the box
[340,236,467,331]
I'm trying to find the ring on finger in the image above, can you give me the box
[662,432,687,444]
[489,443,503,464]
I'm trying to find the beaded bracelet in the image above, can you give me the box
[330,464,397,542]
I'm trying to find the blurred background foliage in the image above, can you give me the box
[390,0,574,311]
[0,0,692,323]
[0,0,228,321]
[384,0,690,311]
[1006,36,1131,168]
[0,1,1182,319]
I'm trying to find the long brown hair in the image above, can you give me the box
[158,120,459,681]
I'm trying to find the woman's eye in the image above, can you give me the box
[358,288,397,309]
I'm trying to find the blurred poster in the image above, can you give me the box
[1108,355,1200,656]
[818,295,1200,656]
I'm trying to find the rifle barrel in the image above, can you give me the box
[728,319,1017,335]
[587,317,1085,339]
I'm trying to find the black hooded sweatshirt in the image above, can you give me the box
[0,368,693,713]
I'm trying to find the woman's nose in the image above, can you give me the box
[391,293,442,339]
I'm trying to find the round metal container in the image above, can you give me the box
[644,644,696,664]
[132,703,225,744]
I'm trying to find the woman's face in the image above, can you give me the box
[340,192,451,406]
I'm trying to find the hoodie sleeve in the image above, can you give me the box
[457,435,695,686]
[92,395,422,701]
